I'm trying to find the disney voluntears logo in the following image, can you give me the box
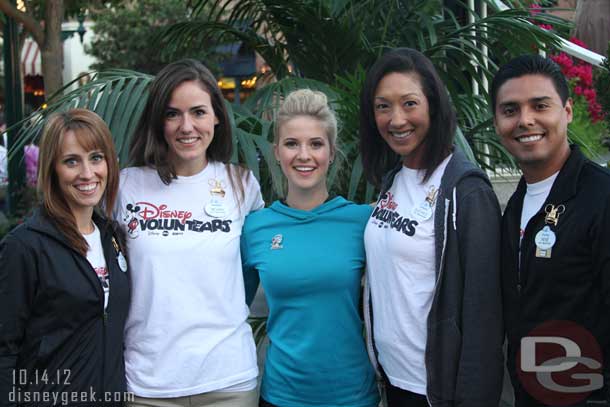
[517,320,604,406]
[122,201,232,239]
[370,192,419,236]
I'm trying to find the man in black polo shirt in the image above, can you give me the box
[492,54,610,406]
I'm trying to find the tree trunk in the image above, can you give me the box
[574,0,610,57]
[41,0,65,98]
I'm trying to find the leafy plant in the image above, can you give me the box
[0,185,37,240]
[568,95,608,159]
[86,0,224,75]
[8,0,574,205]
[551,39,604,123]
[166,0,570,185]
[593,42,610,135]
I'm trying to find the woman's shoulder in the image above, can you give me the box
[2,222,33,249]
[331,196,373,218]
[118,166,161,192]
[120,165,156,179]
[243,205,274,227]
[1,212,53,253]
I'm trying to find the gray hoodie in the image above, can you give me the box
[364,149,504,406]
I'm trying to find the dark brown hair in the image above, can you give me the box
[359,48,455,187]
[38,108,119,256]
[128,58,246,200]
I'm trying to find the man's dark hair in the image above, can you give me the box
[490,54,569,114]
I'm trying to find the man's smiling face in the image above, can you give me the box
[494,74,573,183]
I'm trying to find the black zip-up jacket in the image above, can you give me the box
[502,145,610,405]
[364,149,504,406]
[0,210,130,406]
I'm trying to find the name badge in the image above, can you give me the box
[411,202,433,221]
[535,225,556,258]
[117,252,128,272]
[205,197,227,218]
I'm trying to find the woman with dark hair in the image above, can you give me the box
[114,59,263,406]
[360,48,504,406]
[0,109,129,406]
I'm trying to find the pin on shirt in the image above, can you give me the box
[411,186,438,222]
[112,237,128,272]
[205,178,228,218]
[535,204,565,258]
[270,234,283,250]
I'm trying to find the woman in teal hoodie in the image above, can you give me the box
[241,89,379,407]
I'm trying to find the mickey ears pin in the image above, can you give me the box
[270,234,283,250]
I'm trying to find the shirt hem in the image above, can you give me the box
[261,391,379,407]
[127,367,259,398]
[386,373,426,395]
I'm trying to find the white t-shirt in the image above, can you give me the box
[83,223,109,310]
[364,155,451,395]
[520,172,559,239]
[114,162,264,397]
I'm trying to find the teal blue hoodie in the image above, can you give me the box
[241,196,379,407]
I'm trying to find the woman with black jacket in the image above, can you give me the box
[0,109,130,407]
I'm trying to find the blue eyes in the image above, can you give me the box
[283,141,325,148]
[63,153,105,167]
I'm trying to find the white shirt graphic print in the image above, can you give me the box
[114,162,264,397]
[364,154,451,394]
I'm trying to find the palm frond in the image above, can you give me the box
[8,70,153,165]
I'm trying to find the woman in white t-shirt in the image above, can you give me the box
[359,48,504,406]
[114,59,263,407]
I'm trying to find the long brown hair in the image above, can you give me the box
[38,109,120,255]
[128,58,246,202]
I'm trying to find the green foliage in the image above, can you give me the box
[0,185,37,240]
[85,0,221,75]
[18,0,111,21]
[8,70,153,165]
[9,0,577,205]
[568,95,608,159]
[593,43,610,133]
[160,0,570,200]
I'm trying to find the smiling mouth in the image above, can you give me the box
[516,134,543,143]
[75,182,98,193]
[177,137,199,144]
[294,166,315,173]
[390,130,414,139]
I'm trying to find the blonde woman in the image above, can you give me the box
[242,89,379,407]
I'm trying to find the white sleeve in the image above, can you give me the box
[244,171,264,213]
